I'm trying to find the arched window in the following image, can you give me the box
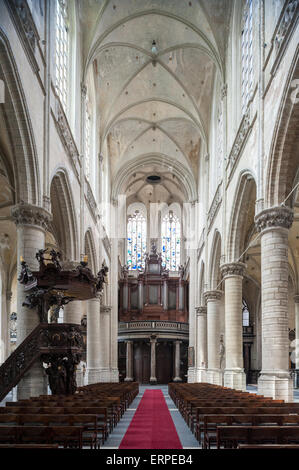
[55,0,69,112]
[127,211,147,270]
[241,0,253,115]
[242,299,250,326]
[161,210,181,271]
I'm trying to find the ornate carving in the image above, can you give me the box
[203,290,223,302]
[196,306,207,316]
[5,0,40,74]
[294,294,299,304]
[220,261,246,279]
[275,0,299,52]
[96,262,109,292]
[228,108,251,170]
[254,205,294,232]
[18,260,36,285]
[207,183,222,230]
[11,203,52,230]
[55,100,80,173]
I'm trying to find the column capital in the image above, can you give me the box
[220,261,246,279]
[196,306,207,316]
[11,203,52,231]
[203,290,223,302]
[101,305,112,314]
[294,295,299,304]
[254,205,293,232]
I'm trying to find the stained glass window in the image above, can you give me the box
[127,211,147,270]
[55,0,69,112]
[161,211,181,271]
[241,0,253,115]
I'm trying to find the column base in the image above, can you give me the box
[124,377,134,382]
[187,367,196,383]
[93,368,119,383]
[258,372,293,402]
[150,377,157,384]
[224,369,246,391]
[85,368,103,385]
[206,369,223,386]
[173,376,182,382]
[195,367,207,383]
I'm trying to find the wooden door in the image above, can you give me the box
[134,342,150,383]
[156,342,173,384]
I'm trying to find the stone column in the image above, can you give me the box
[195,306,207,382]
[150,336,157,384]
[295,295,299,388]
[255,206,293,401]
[124,340,134,382]
[179,280,184,311]
[204,290,223,385]
[86,296,101,384]
[220,262,246,391]
[173,340,182,382]
[63,300,82,324]
[11,203,52,399]
[99,305,112,381]
[138,279,143,313]
[163,278,168,311]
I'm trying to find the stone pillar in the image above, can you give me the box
[86,296,101,384]
[150,336,157,384]
[123,281,128,313]
[204,290,223,385]
[295,295,299,388]
[63,300,82,324]
[173,340,182,382]
[255,206,293,401]
[124,340,134,382]
[138,279,143,313]
[195,306,207,382]
[63,297,83,385]
[11,203,52,399]
[163,278,168,311]
[179,280,184,311]
[98,305,111,381]
[220,262,246,391]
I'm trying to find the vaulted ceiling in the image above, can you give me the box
[78,0,233,202]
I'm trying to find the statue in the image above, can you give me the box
[36,248,47,268]
[96,262,109,292]
[49,249,62,270]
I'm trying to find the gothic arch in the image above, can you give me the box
[0,28,40,205]
[226,170,257,262]
[265,47,299,208]
[50,169,78,261]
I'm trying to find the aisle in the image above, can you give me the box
[119,389,182,449]
[102,385,199,449]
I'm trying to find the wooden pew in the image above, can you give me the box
[202,414,299,449]
[0,426,84,448]
[217,426,299,449]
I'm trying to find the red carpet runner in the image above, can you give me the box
[119,389,182,449]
